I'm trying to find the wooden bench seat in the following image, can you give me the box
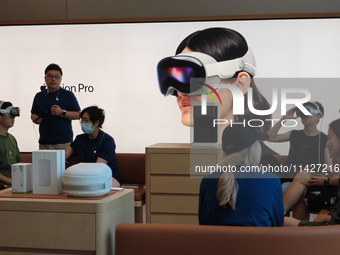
[116,223,340,255]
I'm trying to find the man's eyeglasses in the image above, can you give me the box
[45,74,62,80]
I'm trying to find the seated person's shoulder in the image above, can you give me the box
[101,132,115,143]
[201,172,222,186]
[237,171,281,187]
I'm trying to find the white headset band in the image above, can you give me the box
[205,58,244,79]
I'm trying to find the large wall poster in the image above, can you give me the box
[0,18,339,153]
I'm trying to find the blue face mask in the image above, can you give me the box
[81,123,95,134]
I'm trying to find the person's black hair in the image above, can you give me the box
[176,27,248,63]
[0,101,12,116]
[45,63,63,76]
[329,118,340,139]
[176,27,271,132]
[80,106,105,128]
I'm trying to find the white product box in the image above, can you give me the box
[32,150,65,195]
[11,163,32,193]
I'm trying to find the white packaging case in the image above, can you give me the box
[11,163,33,193]
[32,150,65,195]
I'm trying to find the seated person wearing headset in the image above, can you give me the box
[65,106,120,187]
[199,125,284,226]
[268,101,333,220]
[0,101,21,188]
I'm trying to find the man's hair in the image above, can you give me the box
[45,63,63,76]
[80,105,105,128]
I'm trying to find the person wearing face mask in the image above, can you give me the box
[65,106,120,187]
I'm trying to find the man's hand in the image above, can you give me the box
[308,176,327,186]
[283,106,298,119]
[51,105,63,116]
[314,213,331,223]
[0,174,11,185]
[31,113,41,124]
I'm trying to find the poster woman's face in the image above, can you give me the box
[176,92,199,126]
[176,47,249,128]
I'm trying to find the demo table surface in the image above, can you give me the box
[0,188,134,255]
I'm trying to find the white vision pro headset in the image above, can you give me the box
[157,49,256,96]
[0,101,20,117]
[296,101,324,118]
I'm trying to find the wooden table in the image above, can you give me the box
[0,188,134,255]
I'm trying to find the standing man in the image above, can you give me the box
[31,63,81,150]
[0,101,21,187]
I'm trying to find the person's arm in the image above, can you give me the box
[31,94,41,124]
[284,216,300,226]
[96,157,108,164]
[96,133,121,187]
[308,176,327,186]
[0,174,11,185]
[63,111,81,120]
[96,156,120,187]
[50,105,80,120]
[316,158,340,186]
[314,214,331,223]
[313,209,331,223]
[65,146,74,160]
[308,169,339,186]
[329,176,340,186]
[31,113,41,124]
[283,171,311,212]
[267,119,291,142]
[267,107,297,142]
